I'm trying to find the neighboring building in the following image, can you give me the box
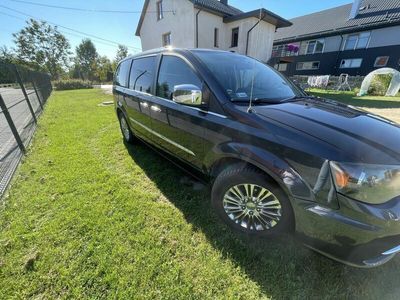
[269,0,400,76]
[135,0,291,62]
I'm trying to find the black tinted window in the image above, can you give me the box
[156,55,202,100]
[115,59,131,87]
[193,51,304,102]
[129,56,156,94]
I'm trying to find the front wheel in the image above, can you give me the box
[211,166,294,237]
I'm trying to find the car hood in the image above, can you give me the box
[252,98,400,164]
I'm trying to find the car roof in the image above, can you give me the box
[119,48,237,63]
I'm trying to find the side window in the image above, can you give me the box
[156,55,202,100]
[129,56,156,94]
[115,59,131,87]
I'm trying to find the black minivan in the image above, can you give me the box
[113,48,400,267]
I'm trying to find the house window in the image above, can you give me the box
[305,39,325,54]
[231,27,239,48]
[343,32,370,50]
[162,32,171,46]
[157,0,163,20]
[374,56,389,67]
[340,58,363,68]
[276,63,288,72]
[296,61,320,70]
[214,28,219,48]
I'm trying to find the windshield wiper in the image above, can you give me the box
[230,98,281,104]
[280,95,317,103]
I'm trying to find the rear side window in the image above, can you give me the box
[156,55,202,100]
[115,59,131,87]
[129,56,156,94]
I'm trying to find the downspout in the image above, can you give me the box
[246,12,265,55]
[334,34,345,75]
[196,9,202,48]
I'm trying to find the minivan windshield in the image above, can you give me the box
[192,50,305,103]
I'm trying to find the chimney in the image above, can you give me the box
[220,0,228,5]
[349,0,362,19]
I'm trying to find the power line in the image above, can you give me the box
[0,5,142,52]
[5,0,175,14]
[0,10,131,50]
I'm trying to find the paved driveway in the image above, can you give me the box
[0,87,41,157]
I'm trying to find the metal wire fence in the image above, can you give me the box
[0,61,52,197]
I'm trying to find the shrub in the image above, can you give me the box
[368,74,393,96]
[53,80,93,90]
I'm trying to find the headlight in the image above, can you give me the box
[330,161,400,204]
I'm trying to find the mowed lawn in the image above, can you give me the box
[1,89,400,299]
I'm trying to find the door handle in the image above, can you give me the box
[140,102,148,108]
[151,105,161,113]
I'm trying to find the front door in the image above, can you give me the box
[150,54,206,169]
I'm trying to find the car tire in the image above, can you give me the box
[211,165,294,237]
[118,112,135,144]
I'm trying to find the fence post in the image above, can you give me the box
[0,94,26,153]
[13,65,37,124]
[32,80,44,111]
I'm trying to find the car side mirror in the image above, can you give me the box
[173,84,203,106]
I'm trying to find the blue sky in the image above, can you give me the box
[0,0,352,60]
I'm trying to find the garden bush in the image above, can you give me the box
[53,79,93,90]
[368,74,393,96]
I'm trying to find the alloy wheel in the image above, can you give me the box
[223,183,282,231]
[120,116,130,141]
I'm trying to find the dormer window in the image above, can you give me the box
[157,0,163,20]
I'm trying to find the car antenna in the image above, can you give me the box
[247,8,263,113]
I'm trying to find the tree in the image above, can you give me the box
[94,56,113,83]
[75,39,98,81]
[0,46,17,84]
[0,46,16,63]
[13,19,71,79]
[115,45,128,63]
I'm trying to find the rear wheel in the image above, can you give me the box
[118,112,135,144]
[211,165,294,237]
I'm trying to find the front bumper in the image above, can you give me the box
[293,194,400,267]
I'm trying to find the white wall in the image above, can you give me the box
[247,19,276,62]
[139,0,278,62]
[196,11,276,62]
[197,10,226,49]
[139,0,196,51]
[197,14,256,55]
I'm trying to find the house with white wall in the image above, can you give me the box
[135,0,291,62]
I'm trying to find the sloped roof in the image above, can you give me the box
[274,0,400,43]
[224,8,292,28]
[190,0,243,16]
[135,0,291,36]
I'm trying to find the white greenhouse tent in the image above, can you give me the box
[358,68,400,97]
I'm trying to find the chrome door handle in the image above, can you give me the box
[150,105,161,112]
[140,102,148,108]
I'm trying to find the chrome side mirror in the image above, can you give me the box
[173,84,202,106]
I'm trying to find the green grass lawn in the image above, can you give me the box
[309,89,400,109]
[1,89,400,299]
